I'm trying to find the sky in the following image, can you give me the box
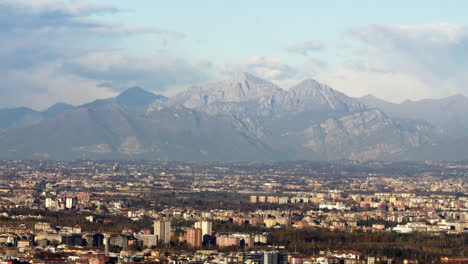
[2,0,468,109]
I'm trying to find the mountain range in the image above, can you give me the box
[0,73,466,161]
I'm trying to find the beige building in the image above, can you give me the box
[154,220,171,245]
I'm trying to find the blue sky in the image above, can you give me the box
[2,0,468,109]
[94,1,468,64]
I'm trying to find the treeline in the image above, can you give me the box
[269,228,468,262]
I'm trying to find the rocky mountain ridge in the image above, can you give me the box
[0,73,463,161]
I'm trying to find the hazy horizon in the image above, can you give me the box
[5,74,468,112]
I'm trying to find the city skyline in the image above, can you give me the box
[0,159,464,262]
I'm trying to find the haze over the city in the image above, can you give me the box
[2,0,468,109]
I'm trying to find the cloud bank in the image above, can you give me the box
[322,23,468,102]
[0,0,202,109]
[2,2,468,109]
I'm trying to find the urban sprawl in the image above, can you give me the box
[0,160,466,264]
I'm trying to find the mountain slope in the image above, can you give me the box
[301,109,438,160]
[170,72,285,109]
[82,87,167,112]
[0,103,277,161]
[395,135,468,161]
[0,103,74,132]
[283,79,365,114]
[116,87,167,107]
[0,74,453,161]
[358,94,468,138]
[0,107,43,131]
[168,75,437,160]
[44,103,74,117]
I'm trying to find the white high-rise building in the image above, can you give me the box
[195,220,212,237]
[65,197,74,209]
[154,220,171,245]
[45,197,54,209]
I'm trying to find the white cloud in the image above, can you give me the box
[321,66,429,103]
[0,0,118,16]
[319,23,468,102]
[0,48,211,109]
[287,40,325,55]
[1,63,116,109]
[0,0,194,108]
[350,24,468,47]
[65,52,212,92]
[221,56,300,81]
[219,56,332,89]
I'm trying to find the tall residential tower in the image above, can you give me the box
[154,220,171,245]
[195,220,212,237]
